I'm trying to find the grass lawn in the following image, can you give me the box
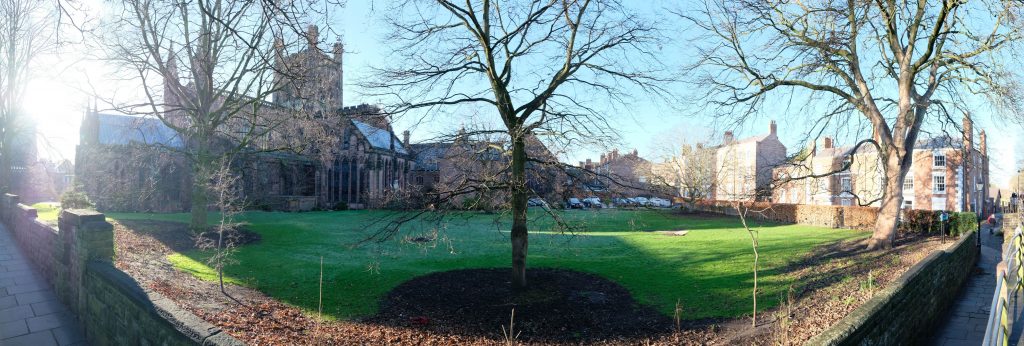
[30,202,60,222]
[107,209,868,321]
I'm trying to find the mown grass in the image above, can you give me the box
[107,209,867,321]
[30,202,60,222]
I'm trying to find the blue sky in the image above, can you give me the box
[24,0,1024,187]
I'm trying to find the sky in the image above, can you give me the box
[20,0,1024,188]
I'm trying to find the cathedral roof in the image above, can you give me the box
[352,119,408,155]
[95,113,184,148]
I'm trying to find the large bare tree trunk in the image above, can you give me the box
[869,157,906,249]
[190,148,211,231]
[510,133,528,289]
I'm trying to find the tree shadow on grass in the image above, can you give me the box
[115,210,868,343]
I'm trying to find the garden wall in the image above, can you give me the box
[692,200,879,229]
[0,193,243,346]
[805,230,979,345]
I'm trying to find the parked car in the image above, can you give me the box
[648,197,671,208]
[582,197,604,208]
[632,197,650,206]
[566,198,584,209]
[528,197,549,208]
[612,198,633,207]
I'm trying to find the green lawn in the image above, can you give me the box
[107,209,867,321]
[30,202,60,222]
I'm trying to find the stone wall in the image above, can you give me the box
[805,231,979,345]
[1003,213,1020,251]
[1,193,243,345]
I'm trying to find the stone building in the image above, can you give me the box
[76,25,412,212]
[713,121,788,201]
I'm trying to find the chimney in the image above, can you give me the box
[823,137,833,149]
[586,158,592,167]
[333,41,344,61]
[402,130,410,147]
[724,131,734,144]
[579,161,586,168]
[806,140,817,156]
[600,153,606,164]
[980,130,987,157]
[769,120,777,135]
[612,149,619,160]
[307,25,319,48]
[963,115,974,152]
[631,149,638,156]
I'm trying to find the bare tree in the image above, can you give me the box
[0,0,59,192]
[366,0,674,288]
[100,0,339,230]
[643,134,717,210]
[680,1,1024,249]
[196,158,241,294]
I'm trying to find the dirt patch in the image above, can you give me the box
[116,219,260,252]
[724,235,950,345]
[368,268,673,343]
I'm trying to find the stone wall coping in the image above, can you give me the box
[16,203,38,217]
[805,231,978,345]
[86,262,245,346]
[60,209,106,226]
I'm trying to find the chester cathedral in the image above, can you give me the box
[75,25,414,212]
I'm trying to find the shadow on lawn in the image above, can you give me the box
[118,210,860,343]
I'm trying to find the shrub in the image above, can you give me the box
[334,201,349,211]
[949,212,978,236]
[59,185,94,210]
[900,209,936,234]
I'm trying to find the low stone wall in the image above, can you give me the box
[1,193,243,346]
[1003,213,1020,251]
[805,231,979,345]
[692,200,878,229]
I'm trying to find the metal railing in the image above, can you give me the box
[984,208,1024,346]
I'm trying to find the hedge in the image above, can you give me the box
[899,210,977,236]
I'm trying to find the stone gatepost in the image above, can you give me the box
[2,193,19,223]
[56,209,114,314]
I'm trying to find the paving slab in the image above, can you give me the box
[0,224,86,346]
[929,222,1001,345]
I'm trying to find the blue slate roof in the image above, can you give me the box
[410,143,452,171]
[352,120,407,155]
[96,113,184,148]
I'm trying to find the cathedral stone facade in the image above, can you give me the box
[76,25,412,212]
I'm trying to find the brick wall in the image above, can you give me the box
[805,231,979,345]
[693,200,878,230]
[1,193,242,345]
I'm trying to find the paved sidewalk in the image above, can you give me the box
[0,224,86,345]
[929,224,1002,346]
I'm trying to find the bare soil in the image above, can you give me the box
[113,220,949,345]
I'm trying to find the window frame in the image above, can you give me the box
[932,174,946,194]
[840,176,852,192]
[933,153,946,167]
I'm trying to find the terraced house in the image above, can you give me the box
[773,116,990,213]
